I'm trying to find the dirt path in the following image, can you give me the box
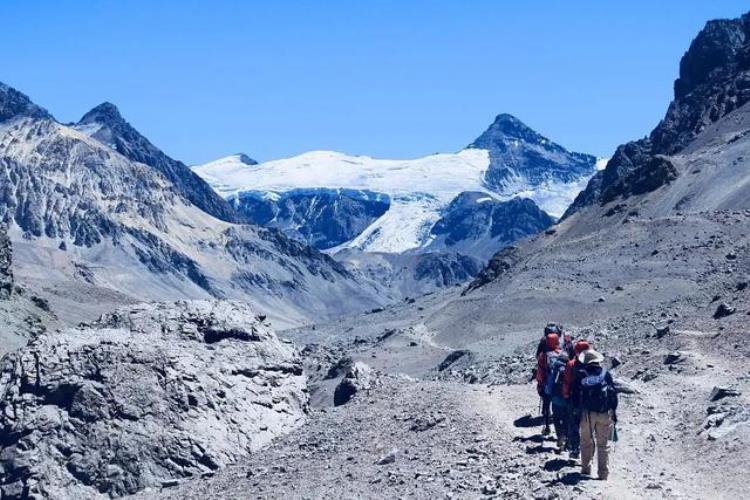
[144,368,745,500]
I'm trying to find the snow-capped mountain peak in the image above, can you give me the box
[193,115,599,255]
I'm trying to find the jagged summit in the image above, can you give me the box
[78,101,124,126]
[73,100,243,223]
[465,113,597,191]
[470,113,548,147]
[0,81,51,123]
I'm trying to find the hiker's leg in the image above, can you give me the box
[568,408,581,453]
[579,412,594,474]
[594,412,612,479]
[542,395,552,432]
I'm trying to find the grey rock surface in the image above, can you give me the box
[0,300,308,498]
[0,224,11,299]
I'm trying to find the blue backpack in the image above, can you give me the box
[544,354,566,400]
[580,368,613,413]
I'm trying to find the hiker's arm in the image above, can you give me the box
[607,372,619,416]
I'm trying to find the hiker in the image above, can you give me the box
[562,340,591,459]
[575,349,618,480]
[535,323,561,357]
[544,349,570,452]
[535,332,561,436]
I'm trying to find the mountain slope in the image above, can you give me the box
[194,116,599,256]
[73,103,243,224]
[566,12,750,217]
[0,83,387,328]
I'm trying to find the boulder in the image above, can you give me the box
[713,303,736,319]
[663,352,684,365]
[0,300,307,499]
[709,386,741,402]
[333,361,374,406]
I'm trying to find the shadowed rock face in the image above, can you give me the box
[0,224,11,298]
[0,83,50,123]
[567,11,750,216]
[427,193,554,261]
[232,189,390,250]
[0,301,308,499]
[76,102,243,224]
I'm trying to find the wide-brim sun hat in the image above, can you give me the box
[578,349,604,365]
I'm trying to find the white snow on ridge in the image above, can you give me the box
[195,150,491,201]
[193,150,598,253]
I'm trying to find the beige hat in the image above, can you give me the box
[578,349,605,365]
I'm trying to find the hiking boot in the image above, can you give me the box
[598,474,609,481]
[542,426,551,436]
[569,449,580,460]
[581,467,591,476]
[556,437,566,451]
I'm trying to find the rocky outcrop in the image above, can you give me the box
[334,361,375,406]
[468,114,597,191]
[0,224,12,299]
[462,245,522,294]
[566,11,750,216]
[0,301,307,498]
[75,103,243,224]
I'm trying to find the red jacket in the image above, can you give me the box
[563,340,591,399]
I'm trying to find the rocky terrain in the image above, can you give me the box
[0,301,308,499]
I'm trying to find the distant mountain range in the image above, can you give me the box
[0,83,389,327]
[193,114,605,260]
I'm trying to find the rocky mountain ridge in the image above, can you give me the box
[566,12,750,216]
[0,83,388,329]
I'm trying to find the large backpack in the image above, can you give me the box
[544,353,566,398]
[579,368,613,413]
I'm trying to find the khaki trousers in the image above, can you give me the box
[580,411,612,478]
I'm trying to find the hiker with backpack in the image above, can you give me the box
[535,323,562,358]
[535,332,567,445]
[562,339,591,459]
[575,349,618,480]
[544,349,570,453]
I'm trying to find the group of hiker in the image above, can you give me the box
[533,323,618,481]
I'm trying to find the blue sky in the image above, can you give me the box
[2,1,748,163]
